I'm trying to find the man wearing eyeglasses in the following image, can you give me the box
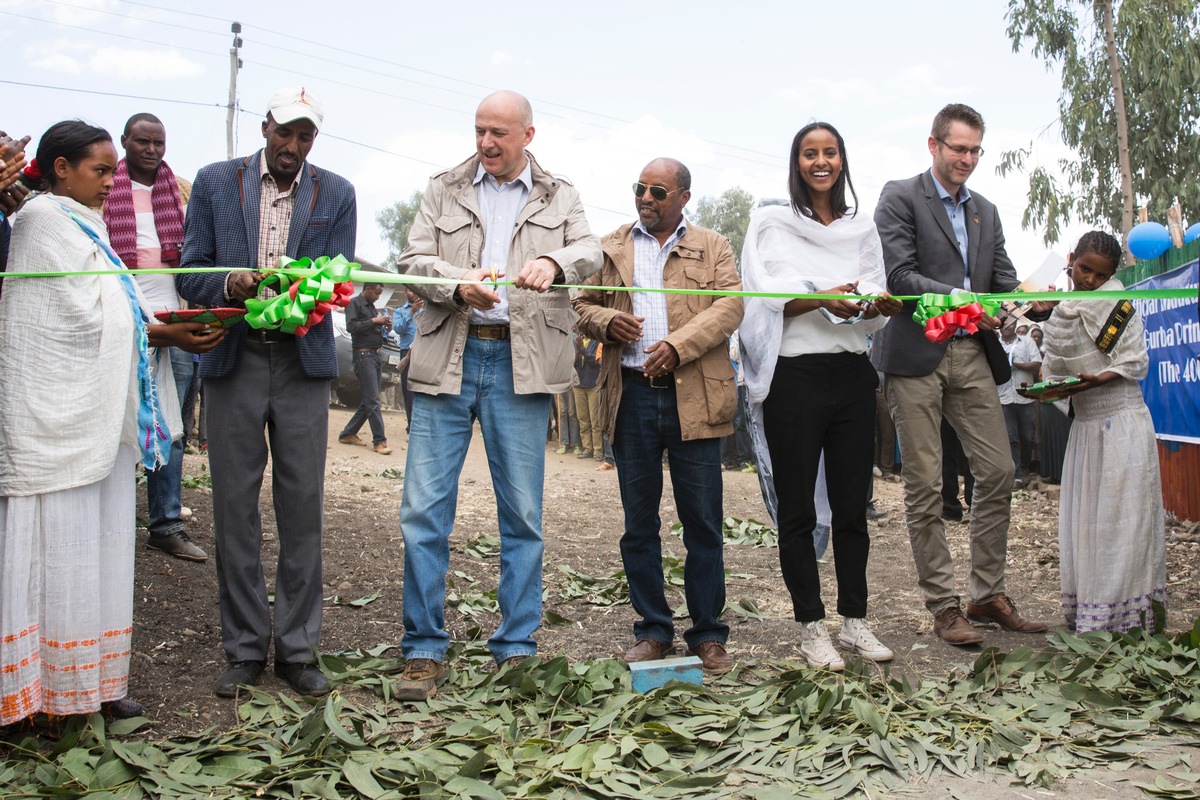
[574,158,743,674]
[871,103,1048,647]
[394,90,602,700]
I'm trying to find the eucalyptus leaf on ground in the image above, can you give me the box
[1,623,1198,798]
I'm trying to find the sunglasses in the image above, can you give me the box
[632,182,683,201]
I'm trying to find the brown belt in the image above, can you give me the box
[468,324,510,340]
[622,366,675,390]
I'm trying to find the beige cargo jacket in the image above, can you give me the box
[399,153,602,395]
[573,222,743,442]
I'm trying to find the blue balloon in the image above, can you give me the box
[1185,222,1200,245]
[1127,222,1172,261]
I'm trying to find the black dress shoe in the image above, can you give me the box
[214,660,265,698]
[940,506,964,522]
[275,661,331,696]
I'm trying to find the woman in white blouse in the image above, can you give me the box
[741,122,902,670]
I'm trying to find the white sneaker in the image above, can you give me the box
[800,621,845,671]
[838,617,894,662]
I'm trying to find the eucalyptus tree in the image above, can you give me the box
[998,0,1200,248]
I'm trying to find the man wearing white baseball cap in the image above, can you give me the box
[177,86,356,699]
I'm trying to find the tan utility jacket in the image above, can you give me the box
[573,222,743,442]
[399,153,602,395]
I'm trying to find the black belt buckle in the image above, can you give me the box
[252,329,293,344]
[624,366,673,389]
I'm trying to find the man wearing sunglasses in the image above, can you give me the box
[871,103,1048,647]
[574,158,743,674]
[394,90,602,699]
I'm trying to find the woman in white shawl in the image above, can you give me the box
[741,122,902,670]
[1037,230,1166,632]
[0,121,223,725]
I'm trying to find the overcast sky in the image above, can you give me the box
[2,0,1097,280]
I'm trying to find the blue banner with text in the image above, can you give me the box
[1131,260,1200,443]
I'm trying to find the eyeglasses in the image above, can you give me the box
[632,182,683,201]
[937,139,985,159]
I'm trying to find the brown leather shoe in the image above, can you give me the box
[623,639,674,663]
[966,594,1048,633]
[689,641,734,673]
[394,658,448,701]
[933,606,984,646]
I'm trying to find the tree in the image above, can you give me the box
[997,0,1200,249]
[692,187,755,266]
[376,190,423,269]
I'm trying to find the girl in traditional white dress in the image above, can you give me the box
[0,121,223,726]
[1039,230,1166,632]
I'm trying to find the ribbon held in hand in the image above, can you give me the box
[243,255,356,336]
[912,292,1002,343]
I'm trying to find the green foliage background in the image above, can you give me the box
[999,0,1200,245]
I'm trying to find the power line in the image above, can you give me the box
[40,0,226,40]
[0,73,631,221]
[9,3,1028,216]
[120,0,231,24]
[0,10,223,59]
[0,78,227,110]
[57,0,786,167]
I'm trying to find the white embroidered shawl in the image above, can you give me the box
[739,204,887,405]
[0,194,179,496]
[1042,277,1149,384]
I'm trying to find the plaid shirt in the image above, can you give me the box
[178,150,357,379]
[256,152,299,296]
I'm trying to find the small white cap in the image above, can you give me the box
[266,87,324,131]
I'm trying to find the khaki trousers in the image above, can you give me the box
[884,338,1014,615]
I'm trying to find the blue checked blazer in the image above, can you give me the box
[177,150,357,379]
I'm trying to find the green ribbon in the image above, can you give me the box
[911,292,1002,325]
[242,255,356,334]
[2,263,1196,305]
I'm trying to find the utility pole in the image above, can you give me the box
[225,22,243,159]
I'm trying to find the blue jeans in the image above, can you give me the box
[612,380,728,650]
[340,351,386,444]
[147,347,195,538]
[399,336,552,663]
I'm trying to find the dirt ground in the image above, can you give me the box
[126,404,1200,794]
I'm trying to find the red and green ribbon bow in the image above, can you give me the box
[912,292,1003,343]
[243,255,356,336]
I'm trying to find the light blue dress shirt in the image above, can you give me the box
[929,169,972,292]
[471,159,533,324]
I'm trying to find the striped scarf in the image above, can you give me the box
[102,159,185,268]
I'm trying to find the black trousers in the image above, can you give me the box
[762,352,876,622]
[941,417,975,512]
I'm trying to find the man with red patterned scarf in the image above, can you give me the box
[103,113,206,562]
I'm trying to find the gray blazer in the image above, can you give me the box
[870,170,1019,377]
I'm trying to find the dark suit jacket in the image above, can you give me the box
[870,170,1019,377]
[177,150,357,379]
